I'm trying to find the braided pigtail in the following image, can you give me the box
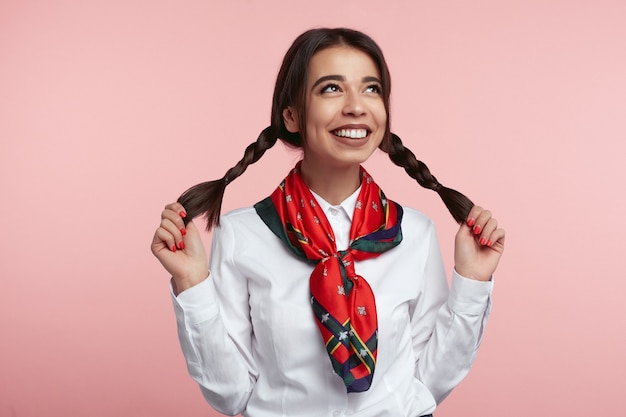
[383,133,474,224]
[178,126,278,230]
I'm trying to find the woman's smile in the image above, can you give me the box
[332,127,369,139]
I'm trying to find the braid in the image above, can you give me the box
[178,126,278,230]
[384,133,474,224]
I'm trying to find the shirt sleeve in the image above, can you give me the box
[171,216,258,416]
[410,221,493,404]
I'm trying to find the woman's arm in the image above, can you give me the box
[152,204,258,415]
[410,218,495,403]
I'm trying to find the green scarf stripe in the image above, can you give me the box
[347,331,378,373]
[286,224,308,246]
[364,331,377,353]
[348,351,376,375]
[348,330,373,356]
[325,337,341,356]
[255,197,313,262]
[328,353,344,377]
[311,297,350,347]
[341,366,355,386]
[348,335,376,371]
[345,332,379,373]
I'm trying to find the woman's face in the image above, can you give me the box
[284,46,387,173]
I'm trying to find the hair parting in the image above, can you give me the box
[177,126,278,230]
[382,133,475,224]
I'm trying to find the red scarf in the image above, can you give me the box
[254,163,403,392]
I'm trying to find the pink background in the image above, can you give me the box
[1,0,625,416]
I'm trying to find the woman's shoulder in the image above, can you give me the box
[398,205,435,230]
[219,206,264,229]
[215,206,293,258]
[222,206,258,219]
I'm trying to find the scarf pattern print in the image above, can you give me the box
[254,163,403,392]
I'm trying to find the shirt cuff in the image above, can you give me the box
[447,269,493,315]
[170,276,219,325]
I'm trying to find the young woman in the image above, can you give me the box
[151,28,505,417]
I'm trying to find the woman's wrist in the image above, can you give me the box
[172,271,210,295]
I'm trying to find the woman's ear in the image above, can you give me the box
[282,107,299,133]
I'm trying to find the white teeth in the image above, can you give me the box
[334,129,367,139]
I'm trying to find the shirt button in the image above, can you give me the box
[332,411,341,417]
[329,207,339,216]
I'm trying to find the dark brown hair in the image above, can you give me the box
[179,28,473,229]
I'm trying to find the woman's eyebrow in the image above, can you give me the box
[362,76,382,84]
[311,75,382,90]
[312,75,345,89]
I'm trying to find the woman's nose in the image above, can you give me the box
[342,93,366,116]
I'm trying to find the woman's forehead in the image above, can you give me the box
[307,46,380,83]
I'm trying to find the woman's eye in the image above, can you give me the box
[321,83,341,94]
[365,84,382,94]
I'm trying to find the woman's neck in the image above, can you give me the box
[299,160,361,205]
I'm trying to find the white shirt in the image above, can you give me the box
[171,189,493,417]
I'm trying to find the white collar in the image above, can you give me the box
[309,186,361,222]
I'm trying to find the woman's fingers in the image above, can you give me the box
[164,202,187,218]
[159,203,188,250]
[478,217,498,246]
[466,206,498,246]
[163,204,187,237]
[179,220,205,256]
[487,227,506,249]
[465,205,483,228]
[159,217,184,250]
[152,226,177,254]
[456,206,506,281]
[471,208,491,234]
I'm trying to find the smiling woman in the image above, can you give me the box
[151,27,505,417]
[284,46,388,203]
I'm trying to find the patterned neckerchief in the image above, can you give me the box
[254,162,403,392]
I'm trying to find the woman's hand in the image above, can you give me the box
[454,206,505,282]
[151,202,209,294]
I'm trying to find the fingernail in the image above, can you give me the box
[487,239,493,246]
[179,211,187,218]
[473,225,482,235]
[171,245,177,252]
[467,217,475,227]
[179,241,185,250]
[480,237,487,245]
[180,227,186,236]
